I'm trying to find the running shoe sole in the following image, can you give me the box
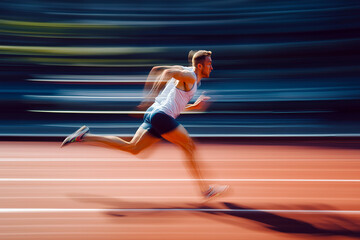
[61,125,89,148]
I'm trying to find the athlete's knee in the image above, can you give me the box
[181,139,196,154]
[127,146,138,155]
[130,148,141,155]
[108,140,138,155]
[128,144,142,155]
[188,138,196,149]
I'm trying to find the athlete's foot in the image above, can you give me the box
[203,184,229,199]
[61,125,90,147]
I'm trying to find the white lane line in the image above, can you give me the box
[0,178,359,182]
[1,158,180,162]
[0,218,100,220]
[0,232,216,235]
[0,196,198,199]
[0,208,360,214]
[0,196,359,200]
[0,168,358,172]
[0,158,359,162]
[0,224,136,228]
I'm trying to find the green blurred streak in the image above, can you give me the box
[0,29,116,38]
[0,19,136,37]
[0,56,162,67]
[0,45,163,56]
[0,29,65,36]
[26,57,158,67]
[0,19,124,29]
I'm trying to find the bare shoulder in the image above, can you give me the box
[157,65,186,70]
[171,69,196,84]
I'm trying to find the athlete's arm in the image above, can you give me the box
[162,69,196,86]
[163,69,211,111]
[185,93,211,111]
[137,66,187,110]
[143,65,184,92]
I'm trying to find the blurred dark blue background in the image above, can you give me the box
[1,0,360,137]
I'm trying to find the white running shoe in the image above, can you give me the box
[203,184,229,199]
[61,125,89,147]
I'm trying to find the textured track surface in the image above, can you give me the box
[0,141,359,240]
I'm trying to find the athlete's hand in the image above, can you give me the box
[136,101,153,111]
[132,100,153,119]
[193,92,211,111]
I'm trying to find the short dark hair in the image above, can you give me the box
[192,50,212,67]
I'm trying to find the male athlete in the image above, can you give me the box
[137,49,198,111]
[61,50,228,198]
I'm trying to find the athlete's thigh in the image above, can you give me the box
[161,124,193,148]
[131,127,161,151]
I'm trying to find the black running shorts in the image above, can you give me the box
[140,107,180,138]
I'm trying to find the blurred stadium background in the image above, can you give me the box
[1,0,360,138]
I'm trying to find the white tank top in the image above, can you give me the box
[151,68,197,119]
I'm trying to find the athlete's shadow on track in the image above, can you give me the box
[199,202,360,238]
[69,194,360,238]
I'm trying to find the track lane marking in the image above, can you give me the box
[0,196,359,200]
[0,178,359,182]
[0,158,359,162]
[0,208,360,214]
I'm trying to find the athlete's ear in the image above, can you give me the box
[197,63,203,70]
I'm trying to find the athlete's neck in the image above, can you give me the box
[194,68,202,85]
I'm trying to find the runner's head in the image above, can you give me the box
[192,50,213,78]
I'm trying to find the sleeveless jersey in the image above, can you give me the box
[150,67,197,119]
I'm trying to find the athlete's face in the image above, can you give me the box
[200,56,213,78]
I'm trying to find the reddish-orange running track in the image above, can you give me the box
[0,140,359,240]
